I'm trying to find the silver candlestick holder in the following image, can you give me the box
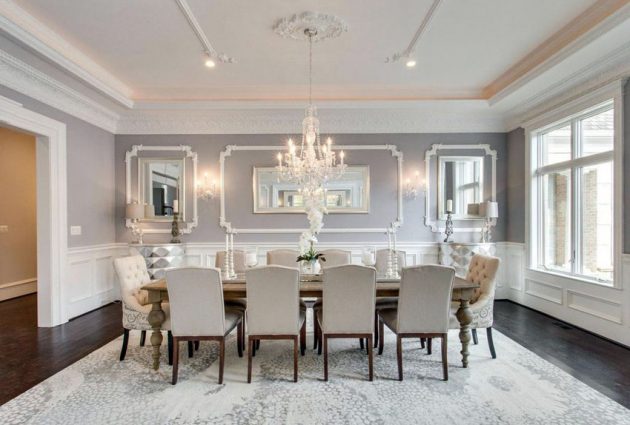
[170,212,182,244]
[444,212,454,243]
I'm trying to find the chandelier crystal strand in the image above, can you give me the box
[276,28,346,253]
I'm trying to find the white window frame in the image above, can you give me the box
[524,81,624,288]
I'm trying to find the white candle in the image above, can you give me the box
[340,150,345,166]
[393,229,397,252]
[230,233,234,252]
[173,199,179,213]
[225,233,229,252]
[446,199,453,213]
[387,228,392,251]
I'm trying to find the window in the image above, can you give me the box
[532,103,615,284]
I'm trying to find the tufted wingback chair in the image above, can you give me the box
[449,254,500,358]
[113,255,171,362]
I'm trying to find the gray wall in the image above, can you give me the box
[625,79,630,253]
[0,85,117,248]
[115,133,508,244]
[506,128,526,243]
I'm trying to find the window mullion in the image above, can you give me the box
[571,119,580,276]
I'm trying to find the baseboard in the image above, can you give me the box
[0,278,37,302]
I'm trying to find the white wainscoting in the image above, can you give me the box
[498,243,630,347]
[66,243,128,319]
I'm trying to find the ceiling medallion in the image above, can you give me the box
[273,12,348,42]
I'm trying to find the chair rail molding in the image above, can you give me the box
[219,144,403,235]
[0,93,67,327]
[125,144,198,234]
[424,143,497,233]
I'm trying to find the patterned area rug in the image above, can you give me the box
[1,319,628,424]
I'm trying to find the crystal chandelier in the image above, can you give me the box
[276,28,346,202]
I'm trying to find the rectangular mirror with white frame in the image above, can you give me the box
[138,158,184,219]
[253,166,370,213]
[438,156,484,220]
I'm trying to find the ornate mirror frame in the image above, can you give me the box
[219,144,403,234]
[125,145,198,234]
[424,143,497,233]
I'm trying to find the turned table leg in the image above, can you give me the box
[456,299,473,368]
[147,299,166,371]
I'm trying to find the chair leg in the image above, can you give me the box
[420,338,425,349]
[300,321,306,356]
[441,334,448,381]
[237,322,243,358]
[188,341,194,358]
[293,336,299,383]
[359,338,365,350]
[487,327,497,359]
[317,324,323,355]
[194,340,200,351]
[427,338,432,355]
[323,335,329,381]
[313,313,319,350]
[256,340,261,350]
[218,338,225,384]
[247,338,253,383]
[168,331,173,366]
[119,329,129,361]
[139,330,146,347]
[396,335,403,381]
[252,337,257,357]
[373,314,379,348]
[472,328,478,345]
[367,336,373,382]
[171,338,179,385]
[378,317,385,355]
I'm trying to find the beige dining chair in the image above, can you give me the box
[245,266,306,383]
[373,249,406,347]
[166,267,244,385]
[377,265,455,381]
[316,265,376,381]
[114,255,173,363]
[215,250,248,313]
[266,249,300,268]
[448,254,500,359]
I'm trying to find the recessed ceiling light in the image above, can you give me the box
[204,58,216,68]
[405,59,417,68]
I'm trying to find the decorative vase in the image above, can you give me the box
[302,260,321,275]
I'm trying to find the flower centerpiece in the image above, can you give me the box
[296,239,325,274]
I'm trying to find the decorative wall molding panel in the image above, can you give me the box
[66,244,128,319]
[0,49,119,132]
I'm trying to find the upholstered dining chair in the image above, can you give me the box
[316,265,376,381]
[245,266,306,383]
[166,267,244,385]
[373,249,406,347]
[215,250,248,315]
[266,249,300,268]
[377,265,455,381]
[318,249,352,269]
[114,255,173,363]
[448,254,500,359]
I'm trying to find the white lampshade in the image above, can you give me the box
[125,203,145,220]
[144,204,155,218]
[484,201,499,218]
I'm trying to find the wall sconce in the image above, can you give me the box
[196,172,218,200]
[404,170,423,199]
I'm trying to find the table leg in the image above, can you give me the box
[455,299,473,368]
[147,300,166,370]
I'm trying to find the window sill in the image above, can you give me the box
[527,267,620,290]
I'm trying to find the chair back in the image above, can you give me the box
[166,267,225,337]
[246,266,301,335]
[215,250,247,274]
[114,255,151,306]
[319,249,352,269]
[375,249,406,274]
[322,265,376,334]
[266,249,300,268]
[397,265,455,334]
[466,254,500,303]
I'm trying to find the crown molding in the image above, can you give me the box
[485,0,630,105]
[0,0,134,108]
[0,49,119,132]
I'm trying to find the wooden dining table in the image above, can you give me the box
[141,275,479,371]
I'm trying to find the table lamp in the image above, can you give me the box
[126,202,145,244]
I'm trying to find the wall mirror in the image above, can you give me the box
[253,166,370,213]
[424,144,496,233]
[125,145,198,234]
[438,156,484,219]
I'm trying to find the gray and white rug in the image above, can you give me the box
[1,321,628,424]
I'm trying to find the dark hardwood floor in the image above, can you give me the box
[0,296,628,409]
[0,294,122,406]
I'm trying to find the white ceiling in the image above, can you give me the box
[14,0,601,102]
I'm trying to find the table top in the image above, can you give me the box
[142,274,478,294]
